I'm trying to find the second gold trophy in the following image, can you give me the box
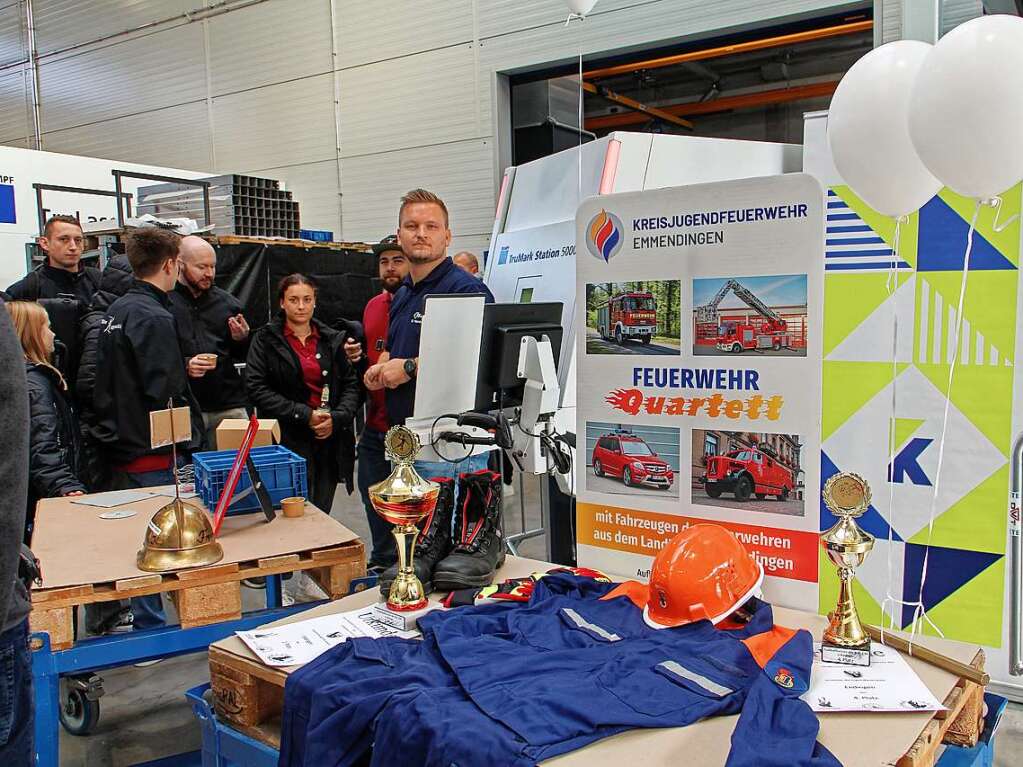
[368,426,440,612]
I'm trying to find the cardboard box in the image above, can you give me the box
[216,419,281,450]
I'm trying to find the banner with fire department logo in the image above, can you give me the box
[575,174,826,613]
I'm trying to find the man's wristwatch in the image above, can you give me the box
[403,358,418,379]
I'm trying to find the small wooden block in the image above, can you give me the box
[209,659,282,728]
[310,542,361,562]
[176,562,240,581]
[173,582,242,628]
[114,574,164,592]
[309,558,367,599]
[257,553,300,569]
[30,606,74,651]
[944,682,984,748]
[31,584,94,603]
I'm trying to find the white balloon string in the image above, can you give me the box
[880,216,904,647]
[907,200,980,650]
[987,195,1019,234]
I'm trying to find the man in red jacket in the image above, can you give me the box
[346,236,409,572]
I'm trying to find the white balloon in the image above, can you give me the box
[827,40,942,217]
[909,14,1023,199]
[563,0,598,16]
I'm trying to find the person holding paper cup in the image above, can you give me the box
[92,228,203,632]
[245,274,360,514]
[169,236,251,447]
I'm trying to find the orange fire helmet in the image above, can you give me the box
[644,524,763,629]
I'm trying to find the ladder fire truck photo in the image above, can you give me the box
[696,279,792,354]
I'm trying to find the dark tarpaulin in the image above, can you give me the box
[212,243,378,330]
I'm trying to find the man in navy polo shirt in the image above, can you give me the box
[365,188,493,478]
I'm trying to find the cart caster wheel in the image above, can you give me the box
[60,679,101,736]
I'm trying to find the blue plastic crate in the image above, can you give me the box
[299,228,333,242]
[193,445,307,514]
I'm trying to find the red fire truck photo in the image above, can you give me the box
[701,445,794,501]
[597,292,657,345]
[592,431,675,489]
[695,279,791,353]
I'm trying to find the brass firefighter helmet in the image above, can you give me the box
[137,498,224,572]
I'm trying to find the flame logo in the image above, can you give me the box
[586,209,623,262]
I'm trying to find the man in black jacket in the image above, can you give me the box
[169,236,250,447]
[6,215,100,304]
[0,297,32,765]
[6,215,101,392]
[93,227,199,632]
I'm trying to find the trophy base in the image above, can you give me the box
[821,640,872,667]
[384,571,428,613]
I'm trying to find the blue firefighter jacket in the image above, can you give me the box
[280,573,842,767]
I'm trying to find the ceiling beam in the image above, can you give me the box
[583,19,872,81]
[586,80,839,130]
[581,81,695,131]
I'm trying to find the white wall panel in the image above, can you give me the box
[208,0,333,96]
[449,233,491,261]
[0,66,28,143]
[38,23,206,132]
[0,2,24,67]
[241,158,340,233]
[340,138,494,244]
[334,0,473,69]
[32,0,195,54]
[212,72,335,171]
[478,0,647,39]
[339,43,479,158]
[41,100,212,170]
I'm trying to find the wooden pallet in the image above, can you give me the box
[212,235,372,252]
[207,630,986,766]
[30,539,365,651]
[897,649,986,766]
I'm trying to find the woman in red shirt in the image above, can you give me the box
[245,274,360,513]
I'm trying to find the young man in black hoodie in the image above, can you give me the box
[93,227,199,632]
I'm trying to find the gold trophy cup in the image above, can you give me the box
[369,426,440,612]
[821,472,875,666]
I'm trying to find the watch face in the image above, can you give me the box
[385,426,419,462]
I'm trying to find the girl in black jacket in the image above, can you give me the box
[6,301,85,542]
[245,274,360,512]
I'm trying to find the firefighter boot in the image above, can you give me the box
[378,477,455,597]
[432,470,506,591]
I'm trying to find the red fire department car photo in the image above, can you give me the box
[589,429,678,498]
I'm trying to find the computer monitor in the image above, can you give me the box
[474,302,563,411]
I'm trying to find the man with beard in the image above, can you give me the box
[169,236,250,447]
[364,189,493,473]
[344,235,409,571]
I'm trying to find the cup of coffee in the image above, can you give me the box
[281,497,306,518]
[200,353,218,365]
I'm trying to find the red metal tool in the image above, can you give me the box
[211,413,260,536]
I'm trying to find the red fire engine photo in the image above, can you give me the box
[692,274,807,357]
[586,281,682,356]
[692,429,805,517]
[586,422,681,499]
